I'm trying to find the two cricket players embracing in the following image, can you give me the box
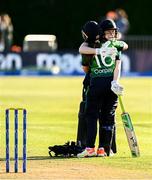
[77,19,128,158]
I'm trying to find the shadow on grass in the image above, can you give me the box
[27,155,76,160]
[0,155,132,162]
[0,156,76,161]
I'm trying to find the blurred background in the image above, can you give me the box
[0,0,152,76]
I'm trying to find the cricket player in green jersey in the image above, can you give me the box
[76,21,100,149]
[77,19,128,158]
[77,21,118,154]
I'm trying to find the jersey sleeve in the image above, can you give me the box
[111,40,123,60]
[113,40,126,51]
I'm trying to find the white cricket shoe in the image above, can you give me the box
[77,147,97,158]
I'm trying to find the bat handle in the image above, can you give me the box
[118,95,126,113]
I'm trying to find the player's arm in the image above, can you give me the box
[79,42,118,56]
[118,41,128,51]
[79,42,105,55]
[111,58,123,96]
[79,42,96,54]
[79,41,128,55]
[82,66,89,73]
[122,41,128,50]
[113,60,121,82]
[114,41,128,51]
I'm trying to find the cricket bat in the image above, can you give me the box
[118,95,140,157]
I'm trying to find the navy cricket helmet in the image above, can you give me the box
[100,19,117,31]
[81,21,100,43]
[99,19,118,39]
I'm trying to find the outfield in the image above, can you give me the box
[0,77,152,180]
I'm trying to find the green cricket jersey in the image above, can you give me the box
[82,40,124,78]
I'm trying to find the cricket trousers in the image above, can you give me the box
[85,76,118,152]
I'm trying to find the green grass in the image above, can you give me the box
[0,77,152,174]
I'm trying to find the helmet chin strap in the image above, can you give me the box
[81,30,88,41]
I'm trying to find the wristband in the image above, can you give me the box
[95,48,101,55]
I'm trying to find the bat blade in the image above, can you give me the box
[121,113,140,157]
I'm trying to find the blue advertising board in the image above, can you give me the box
[0,50,152,76]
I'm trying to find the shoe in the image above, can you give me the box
[77,147,97,158]
[109,149,115,157]
[97,147,106,157]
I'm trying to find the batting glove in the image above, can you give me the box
[111,80,124,96]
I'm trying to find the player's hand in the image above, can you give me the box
[105,47,117,57]
[96,47,117,57]
[111,80,124,96]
